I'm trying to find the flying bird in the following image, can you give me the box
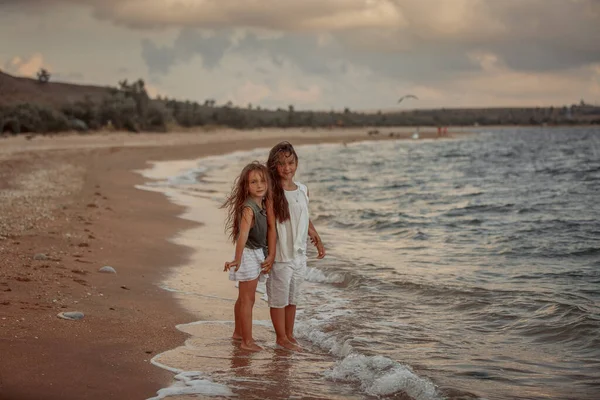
[397,94,418,104]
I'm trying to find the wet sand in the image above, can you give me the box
[0,127,460,399]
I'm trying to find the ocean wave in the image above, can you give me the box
[443,203,515,217]
[382,278,494,299]
[305,267,346,284]
[147,371,234,399]
[296,320,443,400]
[498,302,600,350]
[566,247,600,257]
[325,215,418,233]
[517,206,541,214]
[326,354,441,399]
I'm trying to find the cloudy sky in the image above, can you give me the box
[1,0,599,110]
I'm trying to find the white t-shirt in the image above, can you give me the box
[275,182,309,263]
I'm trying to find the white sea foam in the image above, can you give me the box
[146,371,234,399]
[305,266,345,284]
[326,354,440,399]
[296,316,443,400]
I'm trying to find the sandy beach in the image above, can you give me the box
[0,127,457,400]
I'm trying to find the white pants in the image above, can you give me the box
[266,255,307,308]
[229,247,266,282]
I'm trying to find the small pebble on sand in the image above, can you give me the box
[57,311,84,321]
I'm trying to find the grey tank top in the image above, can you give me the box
[244,199,267,256]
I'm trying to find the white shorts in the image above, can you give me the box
[229,247,266,282]
[266,255,307,308]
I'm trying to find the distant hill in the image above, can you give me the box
[1,70,599,135]
[0,70,111,107]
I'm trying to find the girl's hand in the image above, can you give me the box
[309,232,326,259]
[224,259,240,272]
[261,256,274,273]
[316,241,326,259]
[308,220,325,258]
[309,231,320,246]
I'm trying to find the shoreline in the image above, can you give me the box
[0,128,466,400]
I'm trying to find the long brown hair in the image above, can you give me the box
[221,161,270,243]
[267,141,298,223]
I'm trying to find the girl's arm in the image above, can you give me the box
[261,197,276,272]
[306,187,325,259]
[308,220,325,259]
[224,207,253,271]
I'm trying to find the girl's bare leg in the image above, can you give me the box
[284,305,298,344]
[232,298,242,340]
[270,307,300,350]
[239,278,262,351]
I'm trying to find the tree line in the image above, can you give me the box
[1,73,599,135]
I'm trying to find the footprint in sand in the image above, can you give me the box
[71,269,88,275]
[72,278,88,286]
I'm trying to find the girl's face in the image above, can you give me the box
[247,170,267,200]
[276,152,297,181]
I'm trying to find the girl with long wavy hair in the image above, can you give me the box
[222,161,276,351]
[266,142,325,350]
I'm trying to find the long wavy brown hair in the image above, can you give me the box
[267,141,298,223]
[221,161,270,243]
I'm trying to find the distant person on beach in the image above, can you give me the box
[222,162,276,352]
[266,141,326,351]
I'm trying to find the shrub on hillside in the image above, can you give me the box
[0,104,69,134]
[62,97,99,130]
[98,94,139,132]
[0,110,21,134]
[37,106,70,132]
[145,106,168,132]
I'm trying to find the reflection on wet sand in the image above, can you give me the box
[152,321,362,399]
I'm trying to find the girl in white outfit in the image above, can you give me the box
[222,162,276,352]
[266,142,326,351]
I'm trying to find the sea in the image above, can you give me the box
[139,127,600,400]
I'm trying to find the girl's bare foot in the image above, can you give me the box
[232,333,243,341]
[276,338,301,351]
[287,336,298,345]
[240,341,263,352]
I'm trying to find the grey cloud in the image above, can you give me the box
[1,0,375,31]
[236,33,339,75]
[141,29,230,75]
[494,43,600,73]
[141,28,481,86]
[142,30,341,77]
[476,0,600,72]
[141,40,178,75]
[4,0,599,84]
[0,0,57,13]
